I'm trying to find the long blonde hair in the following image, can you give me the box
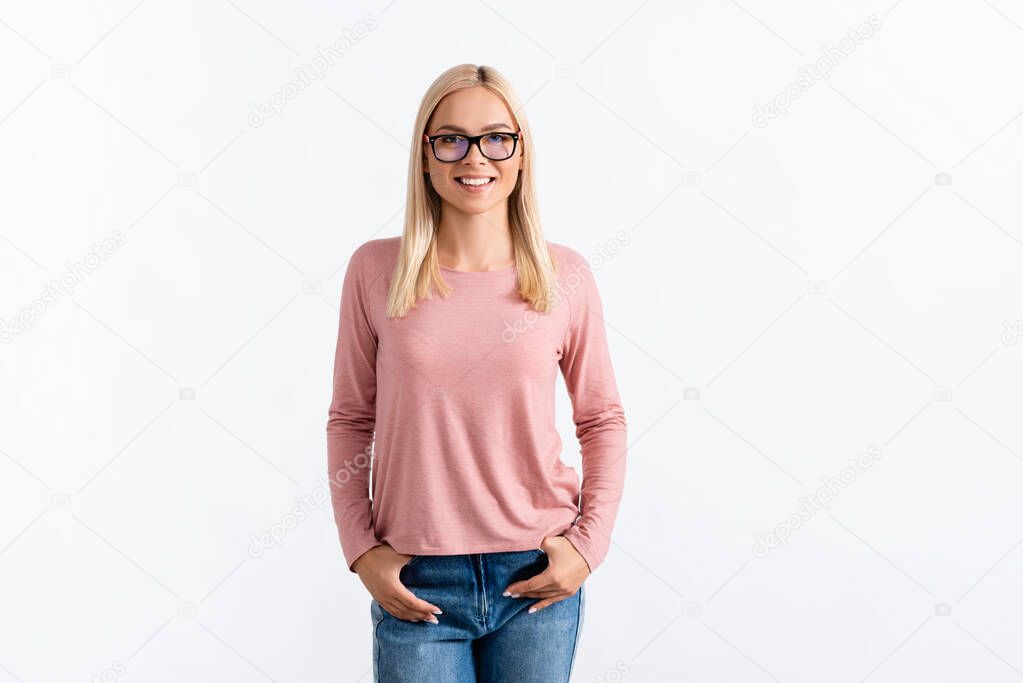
[386,64,558,318]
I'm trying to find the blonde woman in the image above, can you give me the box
[327,64,627,682]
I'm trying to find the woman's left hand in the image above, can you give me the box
[502,535,590,613]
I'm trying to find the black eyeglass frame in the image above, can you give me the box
[422,129,523,162]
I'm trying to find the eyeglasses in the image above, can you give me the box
[423,130,522,162]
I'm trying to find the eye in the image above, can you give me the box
[439,135,465,144]
[486,133,510,143]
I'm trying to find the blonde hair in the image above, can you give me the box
[385,64,558,318]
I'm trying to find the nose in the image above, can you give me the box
[462,139,488,165]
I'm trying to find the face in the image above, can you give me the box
[422,87,524,216]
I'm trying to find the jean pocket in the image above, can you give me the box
[370,598,386,627]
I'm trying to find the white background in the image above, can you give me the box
[2,1,1023,681]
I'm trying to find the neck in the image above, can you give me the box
[435,203,515,270]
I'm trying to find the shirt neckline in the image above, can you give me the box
[439,263,517,277]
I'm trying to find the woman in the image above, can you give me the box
[327,64,627,682]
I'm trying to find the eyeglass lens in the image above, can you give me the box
[434,134,515,161]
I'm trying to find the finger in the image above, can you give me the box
[529,594,569,614]
[512,587,563,598]
[382,599,432,623]
[394,583,442,612]
[504,570,555,597]
[380,599,415,620]
[394,587,443,621]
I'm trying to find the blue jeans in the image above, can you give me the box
[371,549,585,681]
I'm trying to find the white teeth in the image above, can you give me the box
[457,177,494,186]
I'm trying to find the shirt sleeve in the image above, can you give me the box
[326,245,383,572]
[556,254,628,573]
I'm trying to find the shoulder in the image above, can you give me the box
[346,236,401,282]
[350,235,400,266]
[545,240,597,291]
[545,240,587,269]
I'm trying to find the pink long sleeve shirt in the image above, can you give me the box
[327,237,627,574]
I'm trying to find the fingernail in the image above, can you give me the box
[510,593,520,598]
[427,618,439,624]
[502,591,511,597]
[432,609,443,614]
[528,607,537,614]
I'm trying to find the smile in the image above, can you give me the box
[454,176,496,193]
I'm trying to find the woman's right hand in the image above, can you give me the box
[353,544,443,623]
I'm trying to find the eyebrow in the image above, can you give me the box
[432,123,514,134]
